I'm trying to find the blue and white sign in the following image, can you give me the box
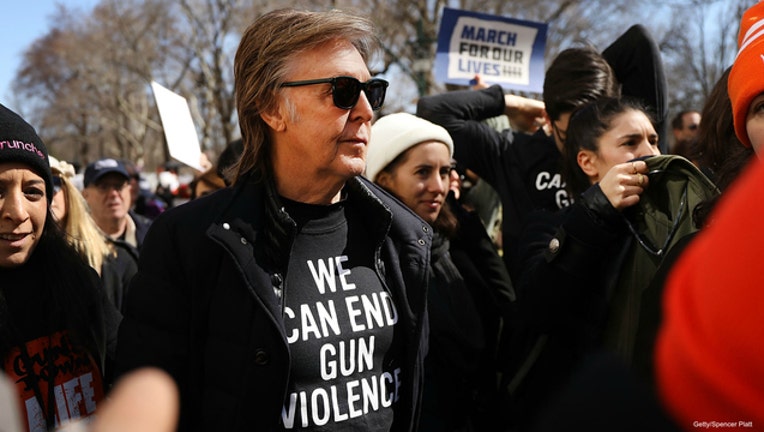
[435,8,547,93]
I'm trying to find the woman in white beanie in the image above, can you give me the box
[366,113,457,228]
[366,112,485,431]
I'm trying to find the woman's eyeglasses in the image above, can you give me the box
[281,76,389,111]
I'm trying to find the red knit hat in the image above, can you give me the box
[728,1,764,148]
[655,157,764,428]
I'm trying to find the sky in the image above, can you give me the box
[1,0,99,112]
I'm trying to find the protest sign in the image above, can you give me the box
[151,81,203,171]
[435,8,547,93]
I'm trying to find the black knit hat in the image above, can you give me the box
[0,103,53,202]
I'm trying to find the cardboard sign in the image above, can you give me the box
[151,81,203,170]
[435,8,547,93]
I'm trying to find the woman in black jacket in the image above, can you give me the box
[0,103,118,430]
[367,112,503,431]
[509,97,661,429]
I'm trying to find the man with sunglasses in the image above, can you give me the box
[116,8,430,432]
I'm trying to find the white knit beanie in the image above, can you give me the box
[365,112,454,182]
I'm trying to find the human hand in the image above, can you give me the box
[503,94,546,133]
[598,160,649,210]
[470,74,490,90]
[55,368,178,432]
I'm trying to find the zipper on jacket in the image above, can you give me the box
[271,272,284,313]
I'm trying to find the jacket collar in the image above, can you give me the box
[206,173,404,272]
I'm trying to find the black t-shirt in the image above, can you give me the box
[279,197,400,431]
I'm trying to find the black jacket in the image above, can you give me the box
[509,156,715,428]
[419,232,485,432]
[447,194,516,430]
[0,233,121,428]
[101,239,138,313]
[128,210,152,251]
[116,175,431,431]
[498,184,630,430]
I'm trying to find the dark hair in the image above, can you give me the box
[563,97,654,198]
[217,138,244,187]
[671,109,699,130]
[696,67,749,178]
[691,68,755,227]
[543,46,620,122]
[433,199,459,238]
[0,213,105,364]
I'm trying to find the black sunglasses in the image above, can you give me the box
[281,76,389,110]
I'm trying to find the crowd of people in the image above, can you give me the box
[1,2,763,431]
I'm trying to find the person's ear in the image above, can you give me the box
[577,149,599,179]
[260,102,287,132]
[541,111,553,136]
[375,171,392,190]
